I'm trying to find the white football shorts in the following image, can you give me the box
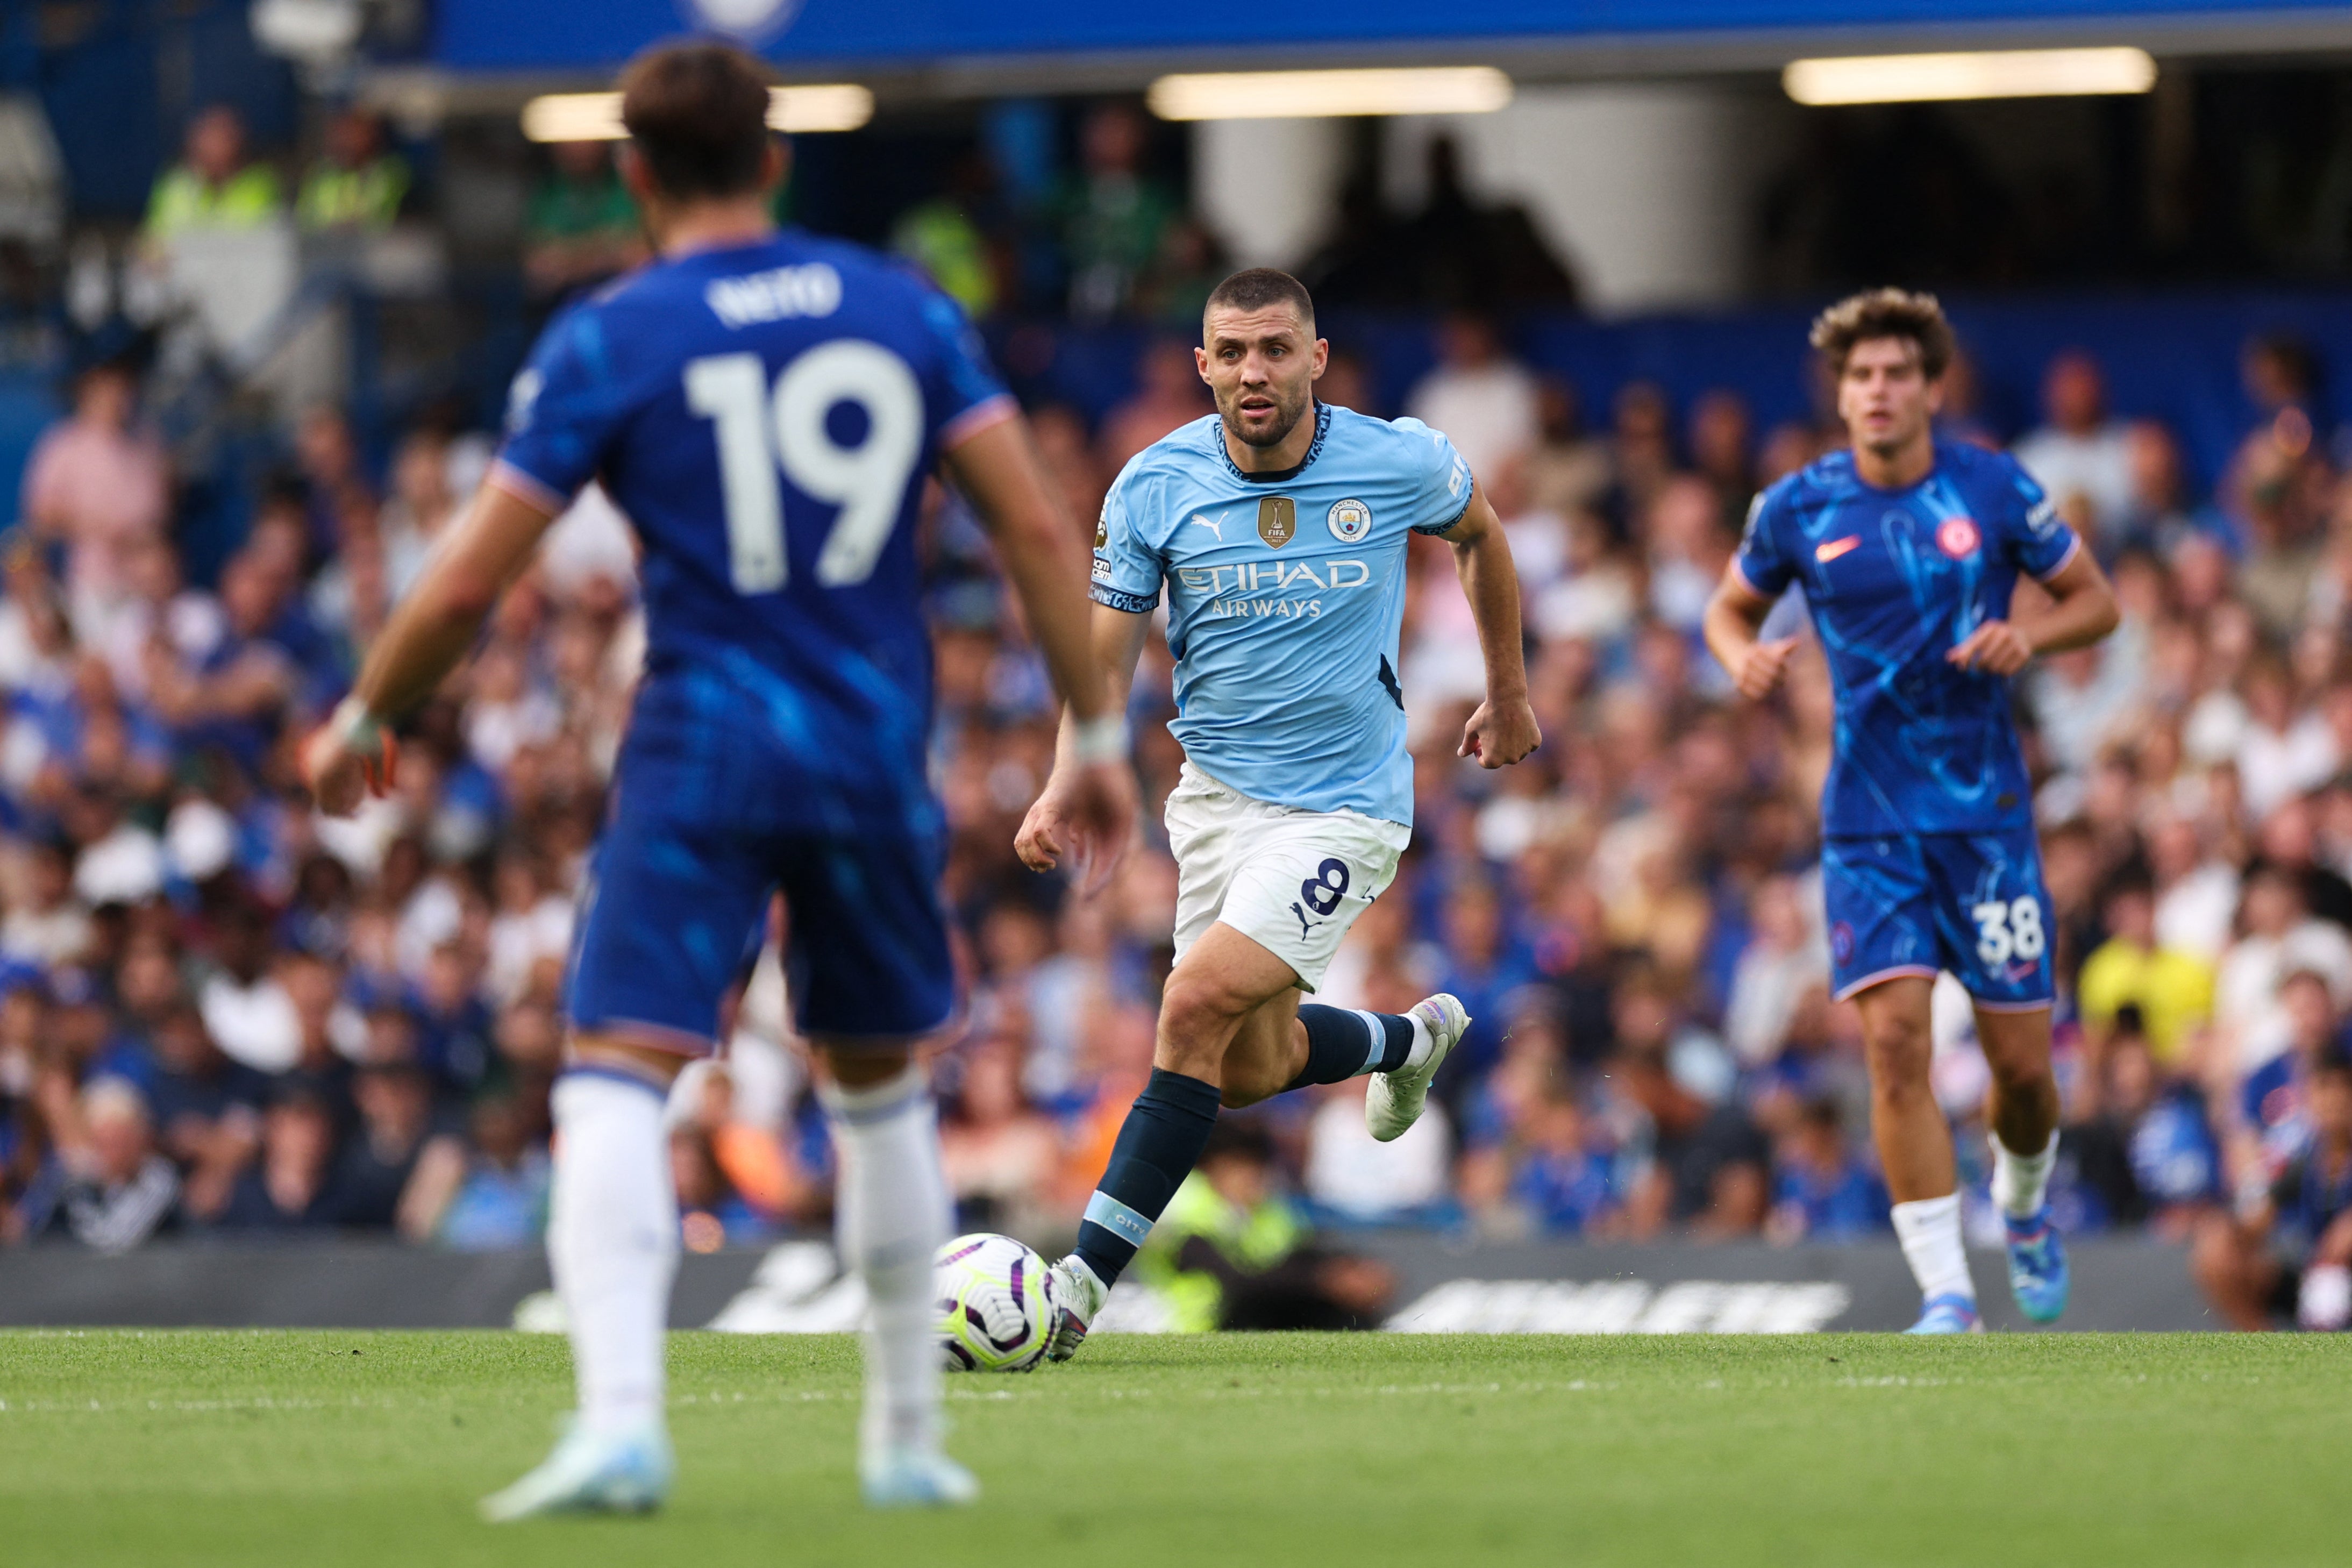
[1164,762,1410,992]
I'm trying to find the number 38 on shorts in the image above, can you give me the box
[1820,829,2056,1009]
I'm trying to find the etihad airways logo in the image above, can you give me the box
[1179,558,1375,621]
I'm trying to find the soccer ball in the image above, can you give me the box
[934,1232,1056,1372]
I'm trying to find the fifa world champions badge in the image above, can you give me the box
[1257,496,1297,548]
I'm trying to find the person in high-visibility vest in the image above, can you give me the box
[297,108,410,232]
[143,105,282,243]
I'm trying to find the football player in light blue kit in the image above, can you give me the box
[1016,269,1542,1357]
[1704,289,2119,1333]
[302,45,1134,1514]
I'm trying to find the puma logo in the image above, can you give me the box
[1189,512,1224,542]
[1291,902,1322,940]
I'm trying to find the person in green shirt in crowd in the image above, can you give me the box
[1135,1120,1395,1332]
[144,105,283,243]
[523,141,647,301]
[1057,102,1177,319]
[297,108,410,233]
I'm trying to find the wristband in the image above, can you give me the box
[1069,712,1130,767]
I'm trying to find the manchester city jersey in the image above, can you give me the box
[1733,440,2080,838]
[491,231,1012,831]
[1091,403,1473,825]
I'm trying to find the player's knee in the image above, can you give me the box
[1860,1015,1933,1089]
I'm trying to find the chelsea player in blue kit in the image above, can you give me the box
[302,45,1134,1514]
[1015,270,1542,1357]
[1704,290,2119,1332]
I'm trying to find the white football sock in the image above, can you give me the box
[821,1064,951,1458]
[548,1071,679,1436]
[1990,1130,2058,1220]
[1400,1011,1435,1073]
[1891,1192,1975,1305]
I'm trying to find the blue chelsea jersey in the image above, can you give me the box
[1733,440,2081,839]
[491,231,1013,828]
[1091,403,1474,825]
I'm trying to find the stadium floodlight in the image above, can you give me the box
[519,84,874,142]
[1146,67,1513,122]
[1783,48,2157,106]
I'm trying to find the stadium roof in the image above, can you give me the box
[432,0,2352,85]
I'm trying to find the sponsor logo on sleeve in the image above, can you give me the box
[1327,498,1372,543]
[2025,497,2059,538]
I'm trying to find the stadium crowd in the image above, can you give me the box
[1,102,2348,1335]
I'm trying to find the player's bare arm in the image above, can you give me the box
[1014,602,1153,885]
[1947,546,2120,675]
[944,416,1139,882]
[301,479,560,817]
[1703,567,1798,700]
[1440,477,1540,767]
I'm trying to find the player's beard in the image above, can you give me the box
[1218,378,1313,450]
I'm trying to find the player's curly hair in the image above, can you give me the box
[1808,288,1956,381]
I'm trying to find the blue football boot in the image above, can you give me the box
[1904,1293,1984,1334]
[2003,1206,2071,1324]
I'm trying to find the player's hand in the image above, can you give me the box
[1948,619,2035,676]
[1015,762,1138,896]
[300,699,398,818]
[1733,636,1799,701]
[1459,695,1542,769]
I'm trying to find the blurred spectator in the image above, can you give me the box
[1523,376,1612,518]
[940,1036,1058,1234]
[25,1075,179,1252]
[2194,1044,2352,1330]
[2076,872,2215,1066]
[1766,1098,1887,1243]
[20,358,170,640]
[403,1096,550,1250]
[890,151,1004,320]
[1099,337,1212,474]
[296,108,410,233]
[1723,875,1828,1067]
[1406,313,1538,487]
[1394,134,1576,310]
[524,142,646,302]
[1135,215,1227,329]
[1143,1121,1395,1331]
[208,1087,336,1230]
[323,1061,444,1233]
[2215,868,2352,1073]
[142,106,282,243]
[1303,1080,1453,1225]
[1057,103,1177,320]
[2064,1020,2221,1236]
[2013,350,2134,543]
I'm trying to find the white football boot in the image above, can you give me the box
[1042,1255,1108,1363]
[860,1444,981,1508]
[480,1416,673,1522]
[1364,994,1470,1143]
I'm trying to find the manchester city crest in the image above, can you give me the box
[1327,497,1372,543]
[1257,496,1297,549]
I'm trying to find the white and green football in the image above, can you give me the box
[934,1232,1056,1372]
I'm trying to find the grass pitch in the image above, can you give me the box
[0,1330,2342,1567]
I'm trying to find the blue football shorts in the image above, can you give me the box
[565,702,955,1051]
[1821,827,2055,1009]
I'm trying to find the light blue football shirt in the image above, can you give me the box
[1091,402,1473,826]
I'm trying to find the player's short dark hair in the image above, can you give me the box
[2313,1043,2352,1081]
[1204,268,1316,334]
[1809,288,1956,381]
[618,41,774,201]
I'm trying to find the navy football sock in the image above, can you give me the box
[1072,1068,1222,1288]
[1285,1003,1416,1089]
